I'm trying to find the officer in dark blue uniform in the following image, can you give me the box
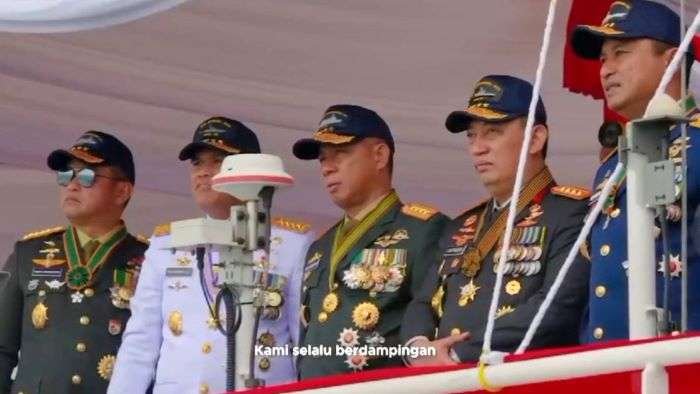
[571,0,700,342]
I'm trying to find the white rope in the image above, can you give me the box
[515,162,625,354]
[680,0,690,333]
[646,9,700,116]
[481,0,558,357]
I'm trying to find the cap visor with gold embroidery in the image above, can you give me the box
[571,24,626,59]
[178,141,241,161]
[293,131,357,160]
[47,148,104,171]
[445,107,513,134]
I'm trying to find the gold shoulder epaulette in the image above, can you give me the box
[21,226,65,241]
[152,223,171,237]
[551,185,591,200]
[401,202,440,221]
[459,198,490,217]
[689,117,700,128]
[272,216,311,234]
[135,234,151,246]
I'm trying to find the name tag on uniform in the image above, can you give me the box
[31,267,64,278]
[166,267,193,277]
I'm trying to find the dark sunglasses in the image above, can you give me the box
[56,168,126,188]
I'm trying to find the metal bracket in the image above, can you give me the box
[626,115,689,208]
[645,160,676,207]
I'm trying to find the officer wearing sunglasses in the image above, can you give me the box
[56,167,129,188]
[0,130,149,394]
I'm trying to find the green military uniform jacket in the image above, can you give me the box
[0,225,148,394]
[401,168,591,361]
[298,191,448,379]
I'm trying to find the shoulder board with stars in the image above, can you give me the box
[272,216,311,234]
[401,202,440,221]
[135,234,151,246]
[20,226,65,242]
[152,222,171,237]
[551,185,591,200]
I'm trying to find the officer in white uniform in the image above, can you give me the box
[108,117,313,394]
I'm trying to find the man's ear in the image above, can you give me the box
[529,124,548,156]
[663,47,678,67]
[115,181,133,207]
[373,140,391,171]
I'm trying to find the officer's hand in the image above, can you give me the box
[408,332,470,366]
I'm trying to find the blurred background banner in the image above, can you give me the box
[0,1,611,258]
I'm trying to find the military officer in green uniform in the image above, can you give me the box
[292,104,449,378]
[401,75,591,364]
[0,131,149,393]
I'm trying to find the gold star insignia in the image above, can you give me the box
[458,278,481,307]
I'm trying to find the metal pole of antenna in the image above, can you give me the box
[624,130,659,339]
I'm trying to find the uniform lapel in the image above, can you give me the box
[315,224,340,283]
[479,168,554,257]
[96,234,148,309]
[599,151,626,198]
[513,201,538,226]
[91,235,131,291]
